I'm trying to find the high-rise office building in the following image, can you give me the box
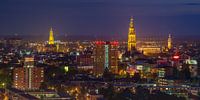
[13,56,44,90]
[108,41,119,74]
[93,41,119,75]
[93,41,105,75]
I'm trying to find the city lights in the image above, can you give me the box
[0,1,199,100]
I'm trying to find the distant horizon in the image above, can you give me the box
[1,34,200,42]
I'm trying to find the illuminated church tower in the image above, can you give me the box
[168,34,172,49]
[48,27,55,45]
[128,17,136,51]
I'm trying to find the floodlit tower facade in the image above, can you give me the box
[48,27,55,45]
[128,17,136,51]
[168,34,172,49]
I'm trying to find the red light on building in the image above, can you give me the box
[173,55,180,59]
[110,41,119,46]
[95,41,105,45]
[95,41,99,45]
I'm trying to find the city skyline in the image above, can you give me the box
[0,1,200,99]
[0,0,200,38]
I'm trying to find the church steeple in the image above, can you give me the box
[48,27,55,45]
[168,34,172,49]
[128,17,136,51]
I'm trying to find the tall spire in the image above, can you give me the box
[48,27,55,45]
[128,17,136,51]
[168,34,172,49]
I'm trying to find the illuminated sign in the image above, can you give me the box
[173,55,180,59]
[136,65,143,70]
[25,57,34,62]
[186,60,197,65]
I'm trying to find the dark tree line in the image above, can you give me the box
[99,85,186,100]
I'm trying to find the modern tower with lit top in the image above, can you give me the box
[127,17,136,51]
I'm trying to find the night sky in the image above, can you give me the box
[0,0,200,39]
